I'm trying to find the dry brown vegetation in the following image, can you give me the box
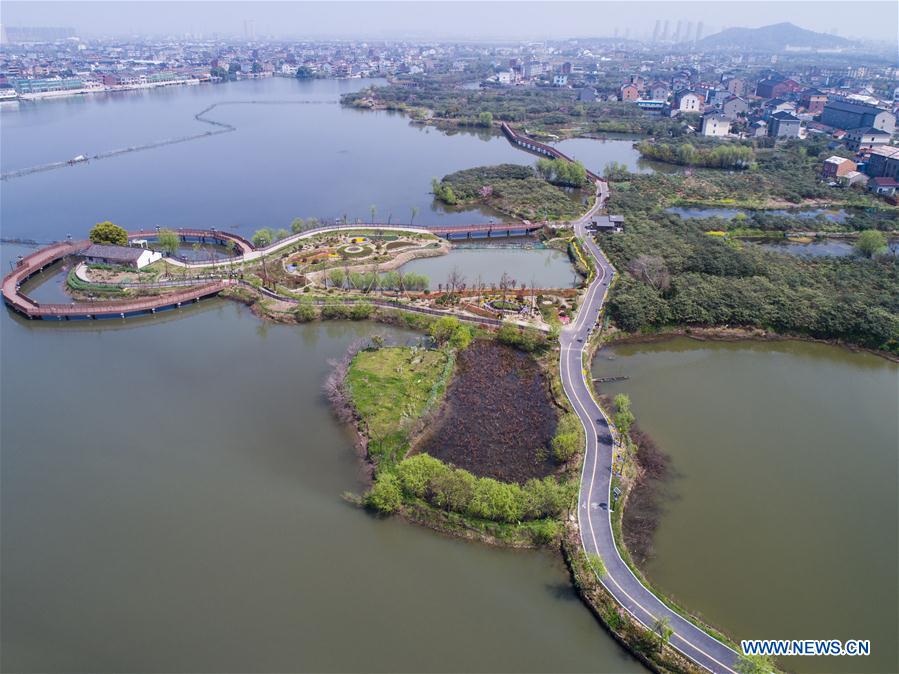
[414,340,558,483]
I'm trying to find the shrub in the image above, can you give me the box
[294,303,317,322]
[366,472,403,514]
[551,413,581,462]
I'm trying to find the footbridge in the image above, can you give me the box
[500,122,602,183]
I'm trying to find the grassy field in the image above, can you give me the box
[346,346,452,465]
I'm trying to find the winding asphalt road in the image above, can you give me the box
[561,182,740,674]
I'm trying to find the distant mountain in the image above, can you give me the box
[699,22,853,51]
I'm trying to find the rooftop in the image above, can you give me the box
[82,244,145,262]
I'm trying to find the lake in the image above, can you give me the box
[592,338,898,674]
[1,77,538,242]
[1,79,642,672]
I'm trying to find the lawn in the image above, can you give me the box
[346,346,452,465]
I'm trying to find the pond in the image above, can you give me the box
[592,338,898,674]
[756,238,899,258]
[552,136,680,175]
[665,206,849,223]
[398,244,580,289]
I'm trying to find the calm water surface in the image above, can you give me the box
[757,238,899,258]
[1,78,536,241]
[1,78,642,673]
[401,246,579,288]
[593,338,898,674]
[666,206,849,222]
[552,136,679,175]
[1,245,640,673]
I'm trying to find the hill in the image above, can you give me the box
[699,22,853,51]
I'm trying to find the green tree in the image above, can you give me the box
[430,315,462,346]
[291,217,306,234]
[275,228,289,242]
[652,615,673,652]
[252,228,273,248]
[366,472,403,513]
[89,221,128,246]
[613,394,634,438]
[478,111,493,127]
[157,229,180,256]
[735,653,775,674]
[551,413,581,462]
[855,230,887,258]
[410,206,419,225]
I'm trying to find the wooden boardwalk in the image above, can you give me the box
[3,122,601,320]
[2,238,234,320]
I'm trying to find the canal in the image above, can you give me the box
[592,338,898,674]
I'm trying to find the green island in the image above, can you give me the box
[432,162,590,221]
[336,317,579,547]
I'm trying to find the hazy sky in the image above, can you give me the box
[4,1,898,42]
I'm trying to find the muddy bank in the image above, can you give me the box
[605,325,899,363]
[414,340,558,483]
[620,425,672,568]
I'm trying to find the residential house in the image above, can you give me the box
[750,120,768,137]
[721,95,749,120]
[552,74,568,87]
[701,112,730,137]
[841,171,868,187]
[619,83,640,102]
[724,77,748,97]
[589,215,625,232]
[799,89,827,115]
[844,127,892,152]
[648,81,670,101]
[865,146,899,178]
[768,111,801,138]
[755,76,801,99]
[673,90,703,112]
[868,176,899,196]
[821,156,856,180]
[820,99,896,134]
[765,98,797,116]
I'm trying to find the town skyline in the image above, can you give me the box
[3,1,898,43]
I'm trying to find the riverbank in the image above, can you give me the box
[601,324,899,363]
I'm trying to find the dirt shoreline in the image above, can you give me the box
[604,325,899,363]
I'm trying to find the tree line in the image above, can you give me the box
[636,141,754,169]
[367,453,575,522]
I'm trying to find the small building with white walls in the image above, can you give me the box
[82,244,162,269]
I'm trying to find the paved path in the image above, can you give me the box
[560,181,740,674]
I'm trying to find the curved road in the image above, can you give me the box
[562,183,740,674]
